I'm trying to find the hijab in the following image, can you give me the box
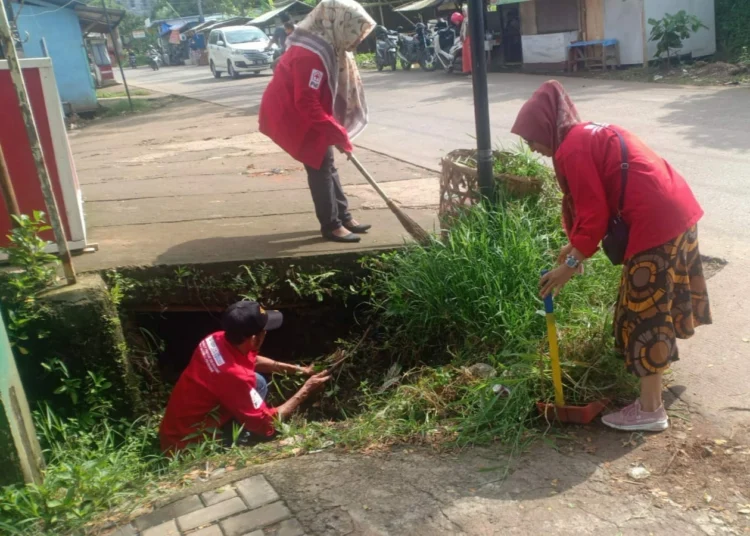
[511,80,582,232]
[286,0,376,140]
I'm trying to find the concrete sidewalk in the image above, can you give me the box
[70,99,437,272]
[109,400,750,536]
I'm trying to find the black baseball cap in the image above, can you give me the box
[222,301,283,342]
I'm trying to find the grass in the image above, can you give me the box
[494,141,554,179]
[99,98,156,118]
[0,149,638,533]
[355,52,376,70]
[96,88,151,99]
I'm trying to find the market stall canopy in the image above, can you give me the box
[187,17,252,36]
[248,1,314,27]
[76,4,125,34]
[394,0,447,12]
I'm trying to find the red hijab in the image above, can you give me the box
[511,80,581,232]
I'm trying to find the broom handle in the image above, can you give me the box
[347,153,392,205]
[542,271,566,407]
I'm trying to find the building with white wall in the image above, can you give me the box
[511,0,715,69]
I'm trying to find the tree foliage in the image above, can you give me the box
[648,10,707,63]
[148,0,274,19]
[715,0,750,61]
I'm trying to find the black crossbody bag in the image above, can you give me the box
[600,127,630,266]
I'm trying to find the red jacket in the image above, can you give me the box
[556,123,703,260]
[259,47,352,169]
[159,331,277,454]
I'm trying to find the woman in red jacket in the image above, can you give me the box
[512,81,712,432]
[259,0,375,243]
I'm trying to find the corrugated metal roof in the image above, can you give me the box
[393,0,445,12]
[248,1,312,25]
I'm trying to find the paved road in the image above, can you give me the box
[124,65,749,259]
[122,64,750,425]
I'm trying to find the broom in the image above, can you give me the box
[347,153,432,246]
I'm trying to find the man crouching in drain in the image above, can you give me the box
[159,300,331,454]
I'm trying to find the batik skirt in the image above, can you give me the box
[614,225,712,377]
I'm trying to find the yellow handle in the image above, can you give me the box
[545,313,566,407]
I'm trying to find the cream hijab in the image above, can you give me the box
[286,0,375,139]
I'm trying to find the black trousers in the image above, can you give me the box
[304,147,352,233]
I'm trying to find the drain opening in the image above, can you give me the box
[131,304,358,386]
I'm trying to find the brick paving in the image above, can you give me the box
[114,475,303,536]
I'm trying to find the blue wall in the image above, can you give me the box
[12,1,97,112]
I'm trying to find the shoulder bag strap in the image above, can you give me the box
[605,127,629,216]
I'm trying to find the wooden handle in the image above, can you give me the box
[348,153,391,204]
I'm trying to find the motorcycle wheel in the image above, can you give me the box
[390,58,397,71]
[419,53,436,72]
[377,61,383,72]
[401,59,412,71]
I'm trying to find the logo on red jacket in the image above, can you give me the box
[309,69,323,90]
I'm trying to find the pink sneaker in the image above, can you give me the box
[601,399,669,432]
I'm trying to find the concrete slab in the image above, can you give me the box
[75,208,436,272]
[69,99,438,273]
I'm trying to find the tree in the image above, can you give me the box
[648,10,708,65]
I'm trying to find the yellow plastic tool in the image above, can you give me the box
[537,270,607,424]
[543,291,565,407]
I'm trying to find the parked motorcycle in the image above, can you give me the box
[149,52,161,71]
[128,52,137,69]
[432,18,463,73]
[396,23,435,72]
[374,25,397,72]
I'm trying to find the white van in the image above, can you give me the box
[208,25,276,79]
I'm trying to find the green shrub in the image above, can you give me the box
[648,10,708,64]
[365,184,636,428]
[716,0,750,60]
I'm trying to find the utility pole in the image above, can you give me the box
[0,3,77,284]
[197,0,204,23]
[101,0,133,112]
[468,0,494,200]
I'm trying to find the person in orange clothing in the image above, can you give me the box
[512,80,712,432]
[460,6,472,74]
[259,0,376,243]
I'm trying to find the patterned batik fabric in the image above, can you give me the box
[614,225,712,377]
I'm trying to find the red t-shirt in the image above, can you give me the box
[159,331,277,454]
[259,46,352,169]
[555,123,703,260]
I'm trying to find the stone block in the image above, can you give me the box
[133,495,203,531]
[190,525,223,536]
[221,502,291,536]
[236,475,280,510]
[106,524,138,536]
[142,519,180,536]
[265,518,305,536]
[177,497,248,531]
[201,486,238,506]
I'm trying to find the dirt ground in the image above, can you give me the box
[566,60,750,88]
[129,392,750,535]
[77,90,749,535]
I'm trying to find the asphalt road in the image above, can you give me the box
[122,64,750,424]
